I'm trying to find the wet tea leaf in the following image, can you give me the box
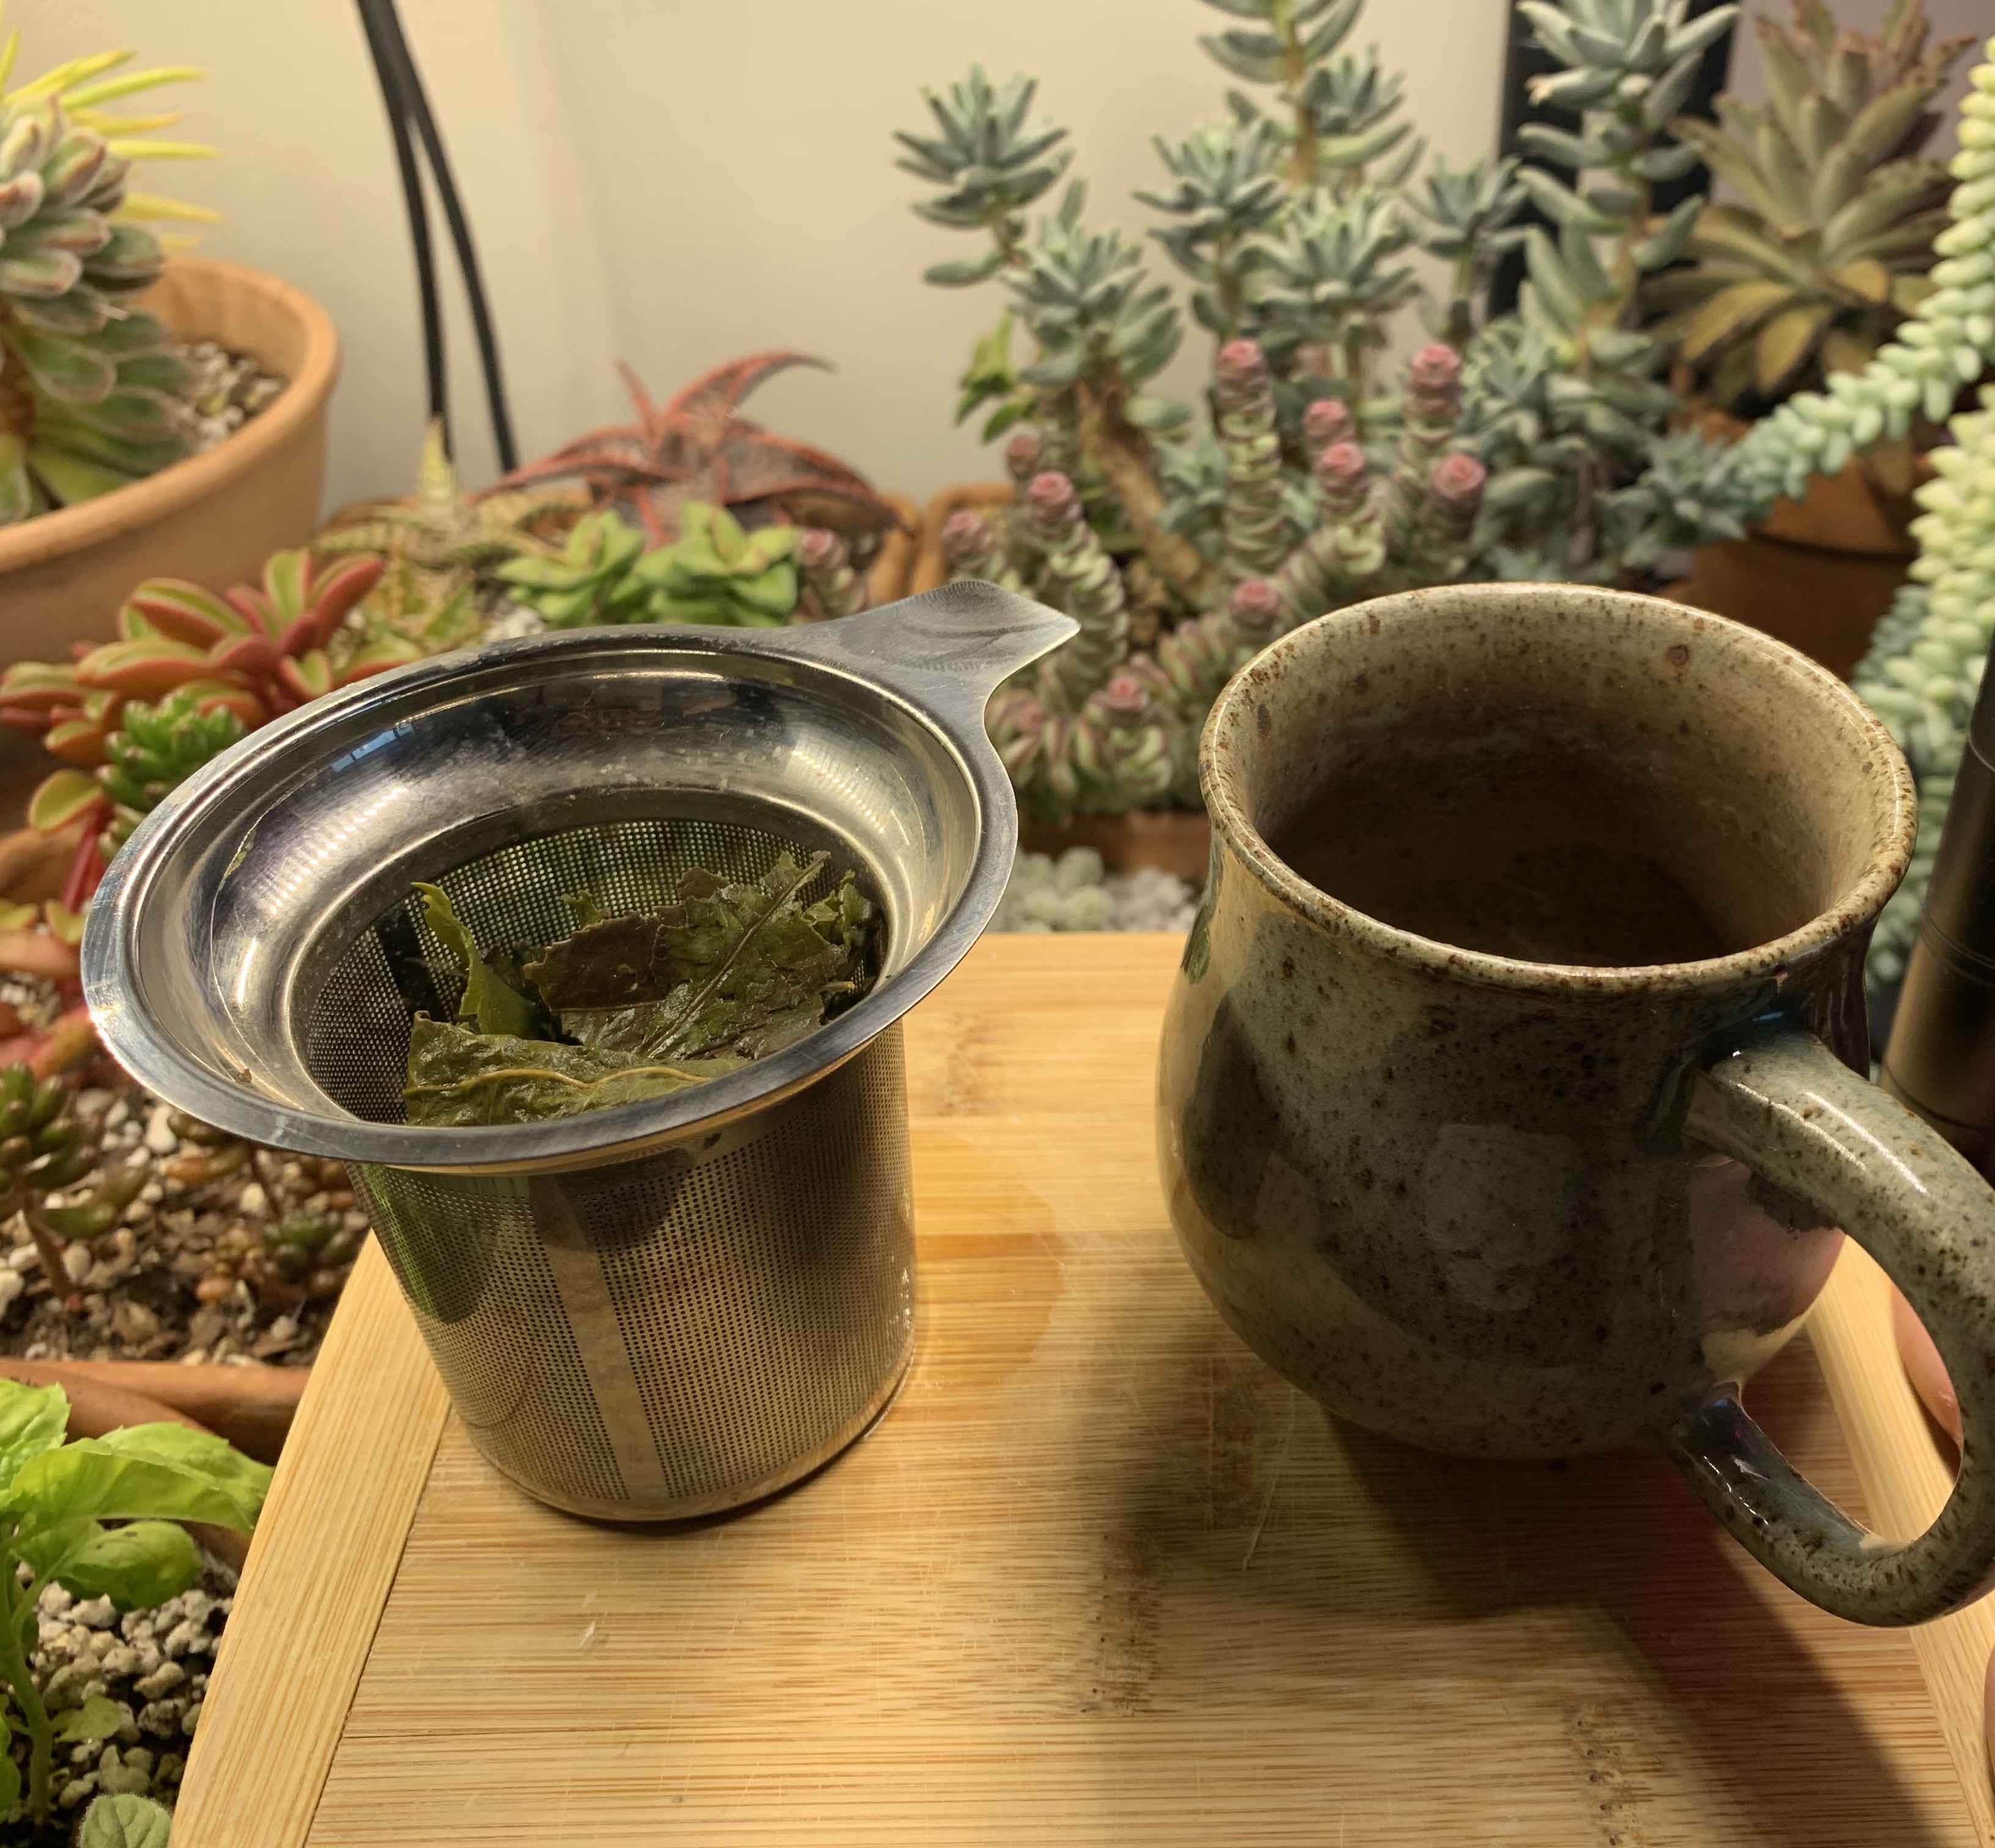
[402,1016,746,1126]
[414,882,544,1039]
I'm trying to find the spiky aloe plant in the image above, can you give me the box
[903,0,1777,818]
[0,11,216,521]
[1645,0,1972,439]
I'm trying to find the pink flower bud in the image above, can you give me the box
[939,510,991,562]
[1104,671,1148,715]
[1430,452,1487,508]
[1317,441,1369,490]
[1004,429,1045,474]
[1304,399,1354,449]
[1409,343,1462,395]
[1229,579,1281,632]
[1026,470,1079,521]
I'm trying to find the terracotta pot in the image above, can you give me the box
[0,1357,305,1472]
[0,254,339,815]
[1672,402,1937,681]
[1020,810,1211,881]
[869,493,922,604]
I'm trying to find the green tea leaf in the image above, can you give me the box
[415,882,543,1038]
[53,1695,127,1744]
[402,1016,745,1126]
[49,1520,199,1609]
[79,1792,173,1848]
[0,1378,68,1489]
[526,853,878,1062]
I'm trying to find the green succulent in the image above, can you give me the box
[493,508,658,628]
[94,688,244,858]
[0,1064,144,1296]
[0,26,216,523]
[1405,153,1530,345]
[635,502,801,626]
[1646,0,1974,417]
[1139,114,1286,340]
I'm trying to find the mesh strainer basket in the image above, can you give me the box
[83,584,1075,1520]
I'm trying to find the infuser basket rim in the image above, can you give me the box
[81,615,1035,1175]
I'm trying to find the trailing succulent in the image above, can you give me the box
[0,13,218,522]
[898,0,1773,822]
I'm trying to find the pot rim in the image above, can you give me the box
[1200,582,1917,999]
[0,254,339,573]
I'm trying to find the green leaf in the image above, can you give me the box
[7,1431,268,1539]
[401,1016,744,1127]
[924,252,1005,287]
[415,884,544,1038]
[0,1379,67,1489]
[0,1750,18,1822]
[7,323,113,403]
[26,767,100,833]
[52,1695,127,1744]
[524,854,877,1062]
[89,1422,273,1524]
[78,1792,173,1848]
[50,1520,199,1610]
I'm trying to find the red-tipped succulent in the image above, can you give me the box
[1,549,404,770]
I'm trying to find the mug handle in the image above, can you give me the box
[1665,1023,1995,1626]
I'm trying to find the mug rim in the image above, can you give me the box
[1200,583,1918,997]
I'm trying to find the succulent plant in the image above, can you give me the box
[634,501,801,626]
[492,353,906,562]
[315,419,576,598]
[493,502,803,630]
[492,508,658,628]
[901,0,1809,818]
[991,846,1112,932]
[0,548,403,925]
[0,1062,144,1298]
[795,526,871,620]
[0,21,216,522]
[1646,0,1973,425]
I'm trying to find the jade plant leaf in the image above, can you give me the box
[402,1015,746,1126]
[415,882,545,1038]
[524,852,878,1062]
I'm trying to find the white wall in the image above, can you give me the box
[50,0,1511,510]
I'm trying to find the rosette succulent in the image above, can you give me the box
[0,18,216,521]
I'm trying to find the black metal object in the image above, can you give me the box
[354,0,518,471]
[1490,0,1738,317]
[1882,640,1995,1178]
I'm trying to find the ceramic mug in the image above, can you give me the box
[1158,582,1995,1626]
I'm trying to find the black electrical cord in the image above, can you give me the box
[354,0,518,471]
[365,0,518,471]
[355,0,447,444]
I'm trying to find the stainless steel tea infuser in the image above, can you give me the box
[83,585,1075,1520]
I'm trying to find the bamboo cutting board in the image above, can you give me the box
[175,934,1986,1846]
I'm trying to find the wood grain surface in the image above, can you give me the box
[179,934,1982,1846]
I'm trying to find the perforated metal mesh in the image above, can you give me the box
[305,815,914,1520]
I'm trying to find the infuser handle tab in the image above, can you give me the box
[780,582,1076,724]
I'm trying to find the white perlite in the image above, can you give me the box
[13,1563,234,1814]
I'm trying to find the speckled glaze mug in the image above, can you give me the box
[1158,583,1995,1626]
